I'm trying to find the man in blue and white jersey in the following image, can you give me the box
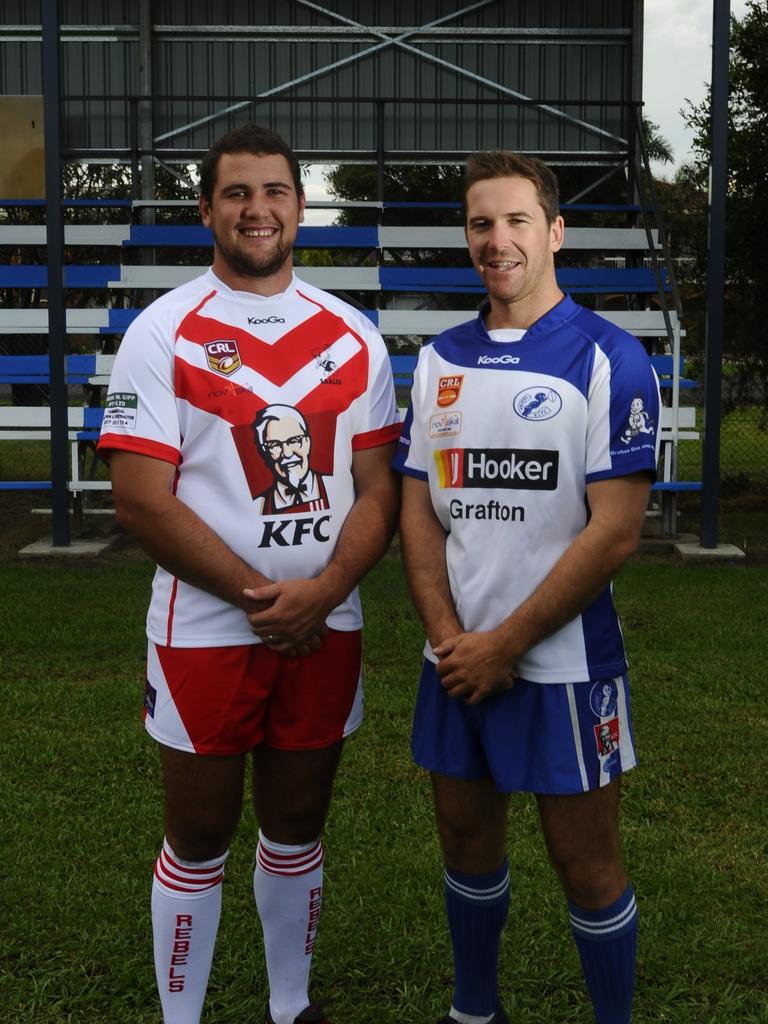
[394,151,661,1024]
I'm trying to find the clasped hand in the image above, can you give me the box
[243,578,332,658]
[433,630,517,705]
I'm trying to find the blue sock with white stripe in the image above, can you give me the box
[444,859,510,1019]
[568,884,637,1024]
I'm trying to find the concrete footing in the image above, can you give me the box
[19,536,117,558]
[674,540,746,562]
[639,530,746,562]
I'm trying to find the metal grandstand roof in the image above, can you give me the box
[1,0,643,169]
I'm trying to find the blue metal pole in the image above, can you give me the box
[42,0,70,545]
[700,0,730,548]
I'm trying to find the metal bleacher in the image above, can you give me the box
[0,196,697,534]
[0,218,665,309]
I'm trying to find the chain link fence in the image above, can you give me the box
[674,367,768,495]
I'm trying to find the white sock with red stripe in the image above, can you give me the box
[151,838,228,1024]
[253,829,324,1024]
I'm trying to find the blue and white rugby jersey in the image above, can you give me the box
[394,294,661,683]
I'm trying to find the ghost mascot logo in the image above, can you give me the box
[252,404,331,548]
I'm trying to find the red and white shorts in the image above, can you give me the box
[144,629,363,755]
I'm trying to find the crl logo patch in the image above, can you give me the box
[204,340,242,375]
[437,375,463,407]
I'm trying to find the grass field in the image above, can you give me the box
[1,534,767,1024]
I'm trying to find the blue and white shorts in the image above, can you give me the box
[411,661,636,795]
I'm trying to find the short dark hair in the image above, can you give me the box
[463,151,560,225]
[200,123,304,202]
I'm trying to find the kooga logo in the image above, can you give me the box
[477,354,520,365]
[435,447,559,490]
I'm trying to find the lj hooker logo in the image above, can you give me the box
[434,447,559,490]
[204,340,242,376]
[437,375,463,407]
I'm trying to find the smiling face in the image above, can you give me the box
[464,175,565,329]
[262,414,311,486]
[199,151,305,295]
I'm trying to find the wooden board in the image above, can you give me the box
[0,96,45,199]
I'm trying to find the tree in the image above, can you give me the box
[323,164,468,274]
[325,164,465,228]
[679,0,768,405]
[324,159,640,276]
[642,118,674,166]
[326,159,637,222]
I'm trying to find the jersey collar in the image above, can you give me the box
[206,267,299,303]
[474,293,580,343]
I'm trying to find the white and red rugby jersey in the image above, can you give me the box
[98,270,400,647]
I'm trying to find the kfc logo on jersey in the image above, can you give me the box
[594,717,620,756]
[252,404,331,516]
[204,340,242,376]
[434,447,559,490]
[513,387,563,422]
[258,514,331,548]
[437,375,464,407]
[231,407,339,525]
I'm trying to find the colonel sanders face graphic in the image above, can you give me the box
[252,404,329,513]
[255,405,310,483]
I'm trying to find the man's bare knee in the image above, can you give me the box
[431,773,509,874]
[252,742,343,844]
[165,820,239,862]
[436,817,505,873]
[548,849,626,908]
[258,792,328,844]
[538,781,627,907]
[160,745,245,860]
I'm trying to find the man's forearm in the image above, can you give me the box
[494,526,631,661]
[241,448,400,647]
[400,478,462,648]
[315,471,400,613]
[493,475,649,662]
[116,489,271,610]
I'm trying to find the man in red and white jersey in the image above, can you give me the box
[97,124,401,1024]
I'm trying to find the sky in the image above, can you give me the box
[643,0,749,173]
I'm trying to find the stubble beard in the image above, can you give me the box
[214,229,293,280]
[486,273,527,308]
[483,258,543,309]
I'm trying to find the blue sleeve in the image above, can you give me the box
[391,403,428,479]
[586,333,661,483]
